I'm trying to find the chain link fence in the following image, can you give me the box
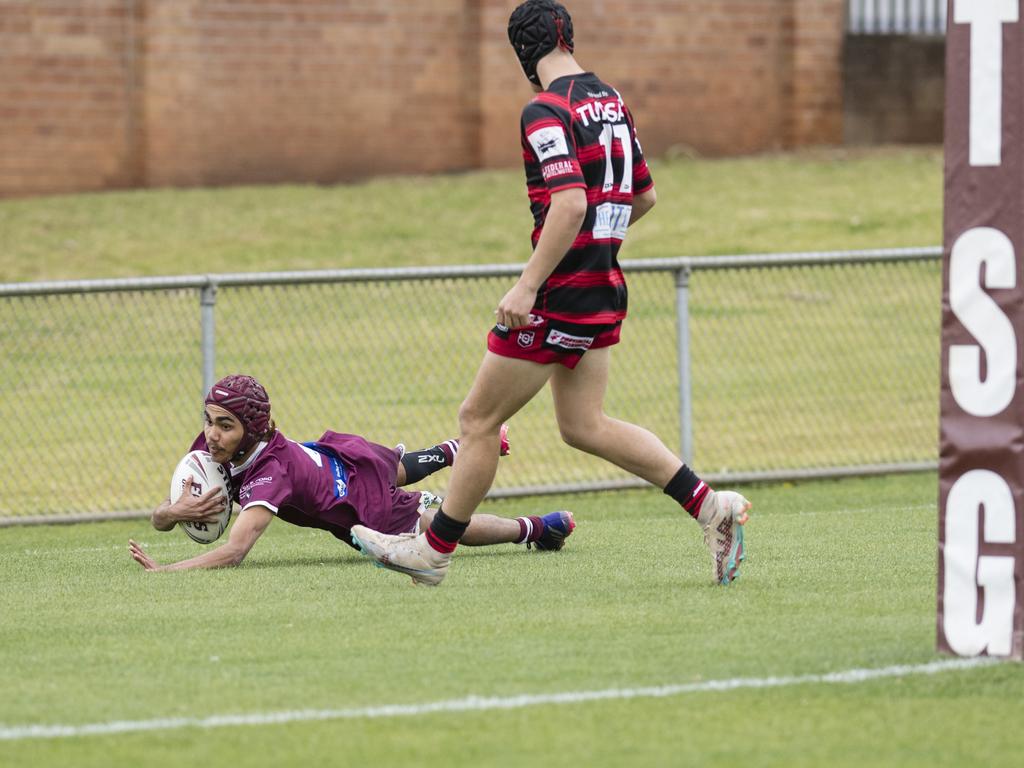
[0,248,941,524]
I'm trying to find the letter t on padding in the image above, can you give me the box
[954,0,1019,166]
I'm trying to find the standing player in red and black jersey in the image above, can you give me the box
[352,0,751,587]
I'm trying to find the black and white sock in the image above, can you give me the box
[400,439,459,484]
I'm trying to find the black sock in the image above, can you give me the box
[426,506,469,554]
[400,439,458,484]
[663,465,711,519]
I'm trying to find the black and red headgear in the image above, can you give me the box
[205,374,272,458]
[508,0,574,87]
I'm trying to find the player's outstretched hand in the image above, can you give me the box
[128,539,163,572]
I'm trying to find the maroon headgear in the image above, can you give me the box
[205,374,272,458]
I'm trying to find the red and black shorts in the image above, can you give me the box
[487,314,622,369]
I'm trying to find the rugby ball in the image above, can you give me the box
[169,450,233,544]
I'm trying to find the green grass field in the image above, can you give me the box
[0,148,944,516]
[0,147,942,281]
[5,147,1014,765]
[1,473,1021,767]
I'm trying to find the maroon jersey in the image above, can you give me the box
[520,72,653,324]
[189,430,423,546]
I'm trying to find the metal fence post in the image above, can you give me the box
[200,281,217,396]
[675,266,694,466]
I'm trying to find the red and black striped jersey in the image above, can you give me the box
[520,72,653,324]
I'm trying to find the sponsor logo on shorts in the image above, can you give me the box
[527,126,570,161]
[546,329,595,350]
[324,455,348,499]
[528,314,545,326]
[517,330,536,348]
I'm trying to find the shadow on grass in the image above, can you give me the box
[244,554,367,570]
[247,544,573,570]
[450,546,573,561]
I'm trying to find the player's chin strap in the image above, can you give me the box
[232,434,257,461]
[233,428,272,461]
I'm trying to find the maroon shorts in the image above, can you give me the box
[487,315,622,369]
[300,433,424,540]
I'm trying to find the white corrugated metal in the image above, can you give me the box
[848,0,948,36]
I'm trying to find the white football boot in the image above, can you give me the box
[699,490,751,585]
[351,526,450,587]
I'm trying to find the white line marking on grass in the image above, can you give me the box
[0,658,1001,742]
[11,541,184,557]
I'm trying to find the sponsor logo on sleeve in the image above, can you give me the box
[528,125,570,161]
[542,159,578,181]
[240,476,273,502]
[546,329,595,350]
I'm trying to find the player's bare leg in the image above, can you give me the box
[428,509,519,545]
[551,347,750,584]
[352,352,555,585]
[443,352,554,520]
[417,505,575,548]
[551,348,683,483]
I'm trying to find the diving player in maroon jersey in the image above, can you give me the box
[352,0,750,586]
[127,374,573,572]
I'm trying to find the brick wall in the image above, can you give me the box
[0,0,142,196]
[0,0,845,197]
[141,0,481,187]
[480,0,845,167]
[786,0,844,147]
[843,35,944,145]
